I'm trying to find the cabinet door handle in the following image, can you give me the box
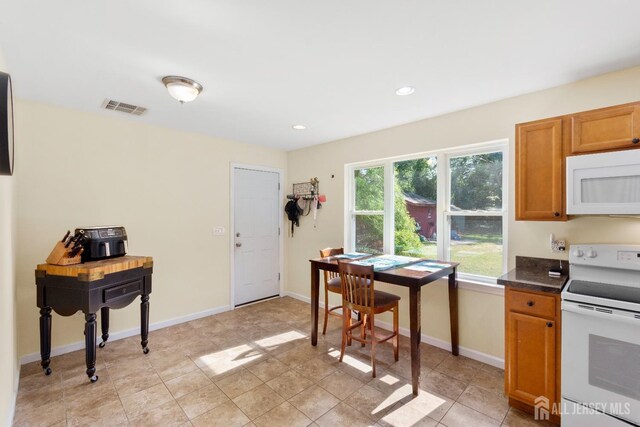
[553,212,561,217]
[633,138,640,144]
[527,301,535,307]
[547,322,553,327]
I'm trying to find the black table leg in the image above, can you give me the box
[84,312,98,382]
[39,307,52,375]
[409,286,421,396]
[140,294,149,354]
[448,269,459,356]
[310,262,320,346]
[99,307,109,348]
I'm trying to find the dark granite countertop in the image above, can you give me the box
[497,256,569,294]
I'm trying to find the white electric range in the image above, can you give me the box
[562,244,640,427]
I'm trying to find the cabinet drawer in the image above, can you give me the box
[104,280,142,303]
[508,290,556,319]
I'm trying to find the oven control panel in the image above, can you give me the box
[570,244,640,270]
[618,250,640,263]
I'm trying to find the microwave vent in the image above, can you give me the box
[102,99,147,116]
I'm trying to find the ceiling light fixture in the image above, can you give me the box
[292,125,306,130]
[395,86,415,96]
[162,76,203,104]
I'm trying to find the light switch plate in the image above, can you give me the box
[213,226,225,236]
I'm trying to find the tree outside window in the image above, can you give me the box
[348,143,507,281]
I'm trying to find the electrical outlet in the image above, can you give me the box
[550,234,566,252]
[213,226,225,236]
[551,240,566,252]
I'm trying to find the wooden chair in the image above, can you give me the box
[338,261,400,377]
[319,248,344,335]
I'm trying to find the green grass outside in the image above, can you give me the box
[397,233,503,278]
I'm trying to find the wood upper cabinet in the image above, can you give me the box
[516,101,640,221]
[516,118,566,220]
[571,103,640,154]
[505,288,561,422]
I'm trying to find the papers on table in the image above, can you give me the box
[333,252,370,259]
[403,261,450,272]
[351,254,420,271]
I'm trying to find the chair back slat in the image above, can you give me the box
[338,261,375,312]
[320,248,344,284]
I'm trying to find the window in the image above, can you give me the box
[346,142,508,282]
[447,152,504,279]
[353,166,385,254]
[394,157,438,259]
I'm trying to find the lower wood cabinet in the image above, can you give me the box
[505,288,561,423]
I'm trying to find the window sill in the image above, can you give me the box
[457,279,505,296]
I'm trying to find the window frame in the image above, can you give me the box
[348,163,391,254]
[345,139,509,284]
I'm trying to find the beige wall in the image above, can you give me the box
[14,100,287,358]
[0,49,19,426]
[286,65,640,360]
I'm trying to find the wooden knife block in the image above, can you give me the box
[46,241,83,266]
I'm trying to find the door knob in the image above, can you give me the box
[235,242,242,247]
[632,138,639,144]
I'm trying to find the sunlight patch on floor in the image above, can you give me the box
[196,344,264,376]
[254,330,307,350]
[380,373,401,386]
[340,354,374,373]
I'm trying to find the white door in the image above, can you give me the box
[233,167,280,306]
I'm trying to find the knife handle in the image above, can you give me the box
[69,246,83,258]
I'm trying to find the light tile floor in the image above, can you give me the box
[14,297,558,426]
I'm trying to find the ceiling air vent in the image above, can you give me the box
[102,99,147,116]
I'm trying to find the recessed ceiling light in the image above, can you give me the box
[395,86,415,96]
[292,125,306,130]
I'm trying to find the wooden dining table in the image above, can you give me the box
[309,256,459,395]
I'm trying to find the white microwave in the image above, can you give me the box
[566,150,640,214]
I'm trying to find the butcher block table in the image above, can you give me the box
[310,256,459,395]
[35,255,153,382]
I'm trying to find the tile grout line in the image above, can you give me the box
[153,355,192,425]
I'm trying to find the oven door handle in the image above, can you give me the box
[562,301,640,326]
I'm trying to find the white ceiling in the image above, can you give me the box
[2,1,640,150]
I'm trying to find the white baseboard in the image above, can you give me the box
[7,365,19,427]
[19,291,505,370]
[286,291,312,304]
[284,290,504,369]
[19,305,231,365]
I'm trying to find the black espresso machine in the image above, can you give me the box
[74,226,128,262]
